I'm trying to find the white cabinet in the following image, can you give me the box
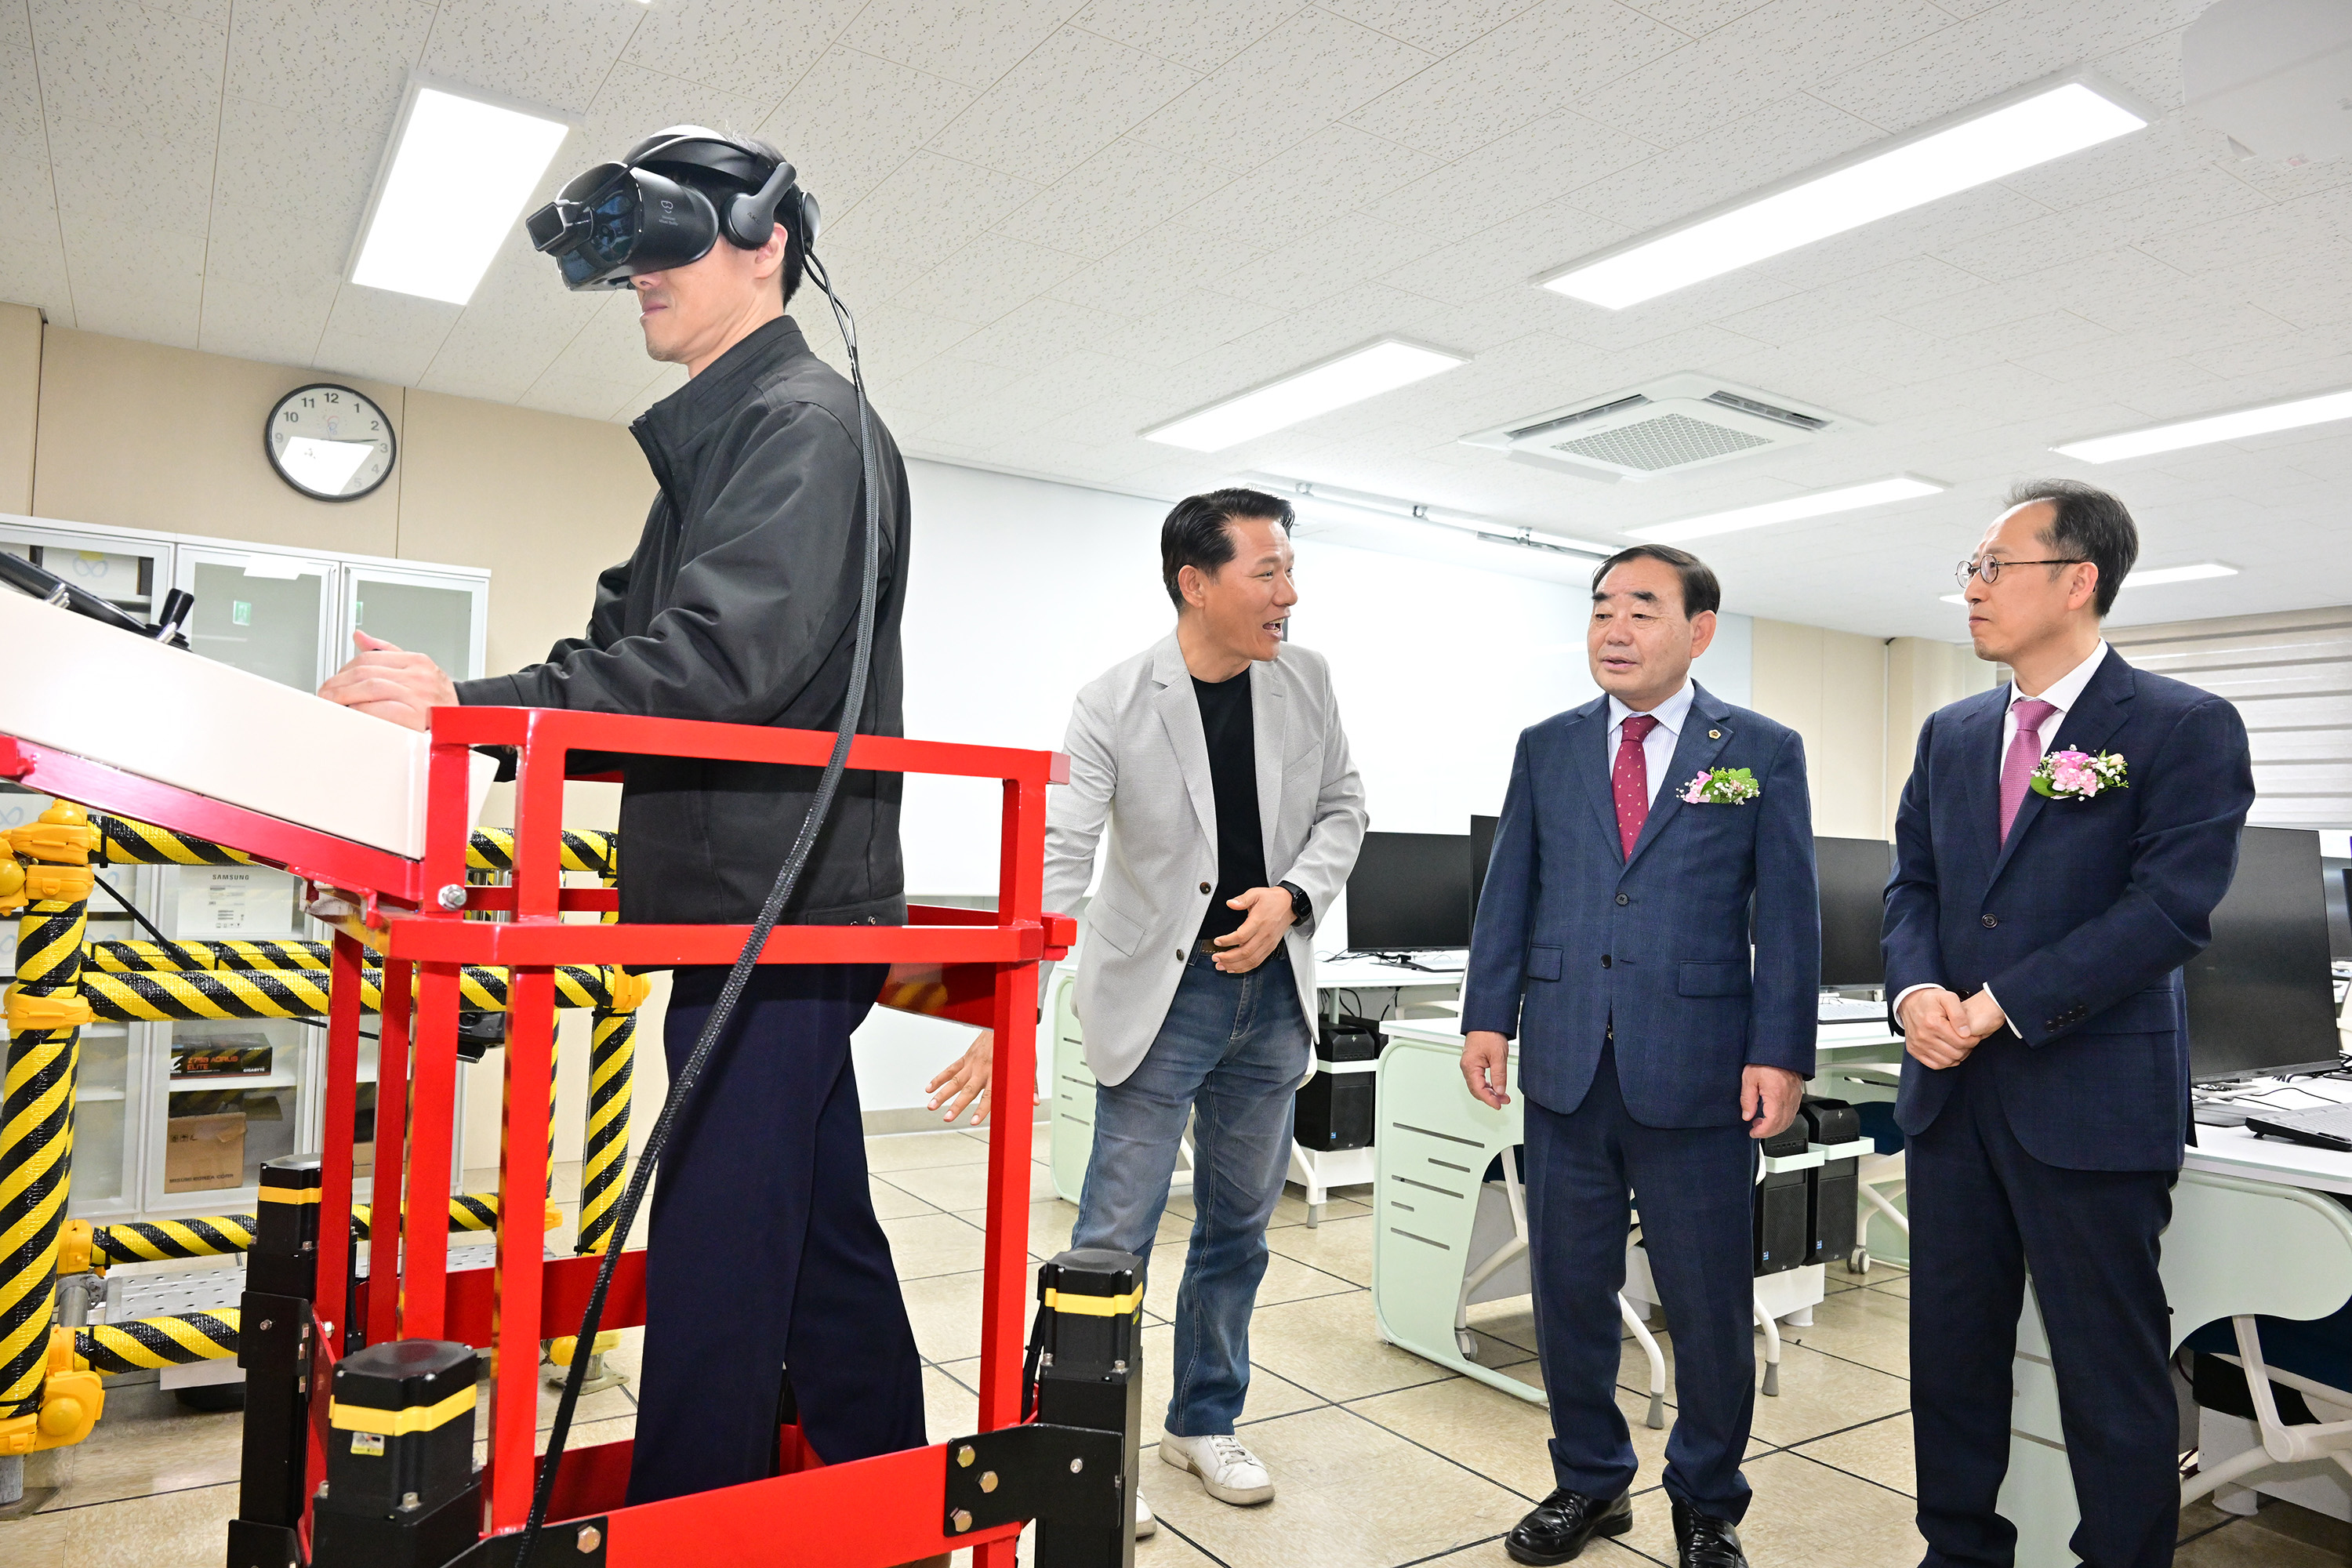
[0,513,490,1220]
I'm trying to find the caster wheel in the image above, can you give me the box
[1848,1247,1870,1276]
[1455,1329,1479,1360]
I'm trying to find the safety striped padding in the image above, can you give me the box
[351,1193,503,1240]
[87,938,327,973]
[91,1215,257,1265]
[74,1308,240,1374]
[466,826,617,877]
[90,815,256,867]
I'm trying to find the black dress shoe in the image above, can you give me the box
[1504,1488,1632,1565]
[1671,1498,1749,1568]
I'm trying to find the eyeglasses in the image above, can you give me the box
[1955,556,2088,590]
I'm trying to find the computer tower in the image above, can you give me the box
[1798,1098,1861,1266]
[1753,1123,1809,1276]
[1294,1018,1379,1151]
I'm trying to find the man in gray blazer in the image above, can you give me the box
[954,486,1365,1529]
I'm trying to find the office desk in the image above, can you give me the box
[1999,1085,2352,1566]
[1045,956,1461,1224]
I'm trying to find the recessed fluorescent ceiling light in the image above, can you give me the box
[1940,561,2236,603]
[1628,476,1945,545]
[278,438,379,495]
[1543,78,2147,309]
[1144,341,1465,452]
[2053,387,2352,463]
[1270,477,1613,557]
[351,85,570,306]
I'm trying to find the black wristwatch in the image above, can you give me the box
[1279,880,1312,927]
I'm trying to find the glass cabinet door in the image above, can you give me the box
[0,517,172,629]
[175,546,332,691]
[338,564,488,681]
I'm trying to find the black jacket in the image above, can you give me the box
[456,316,909,928]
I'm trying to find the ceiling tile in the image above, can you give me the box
[1069,0,1299,74]
[1343,0,1686,161]
[949,294,1126,371]
[1381,199,1631,305]
[311,283,462,385]
[928,24,1196,184]
[761,47,976,219]
[1564,89,1881,233]
[1366,110,1656,237]
[224,0,429,125]
[520,369,645,422]
[571,62,768,169]
[416,0,645,119]
[1576,0,1955,151]
[1178,123,1443,236]
[1621,0,1775,36]
[1210,209,1445,314]
[841,0,1087,91]
[900,234,1089,325]
[822,149,1042,267]
[1128,7,1435,174]
[619,0,861,103]
[1323,1,1539,55]
[31,0,223,141]
[873,354,1028,418]
[0,45,71,323]
[1933,163,2270,283]
[996,136,1225,260]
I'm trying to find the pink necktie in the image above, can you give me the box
[1998,698,2058,844]
[1614,713,1660,859]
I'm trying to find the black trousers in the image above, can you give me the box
[1906,1045,2178,1568]
[1524,1044,1760,1520]
[625,963,926,1505]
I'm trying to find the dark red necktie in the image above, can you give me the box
[1614,713,1660,859]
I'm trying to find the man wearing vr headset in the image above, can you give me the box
[318,129,945,1520]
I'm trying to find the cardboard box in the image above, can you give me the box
[164,1112,246,1193]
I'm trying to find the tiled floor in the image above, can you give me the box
[8,1127,2347,1567]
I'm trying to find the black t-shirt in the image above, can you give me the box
[1193,670,1268,943]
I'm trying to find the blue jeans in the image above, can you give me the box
[1072,946,1310,1436]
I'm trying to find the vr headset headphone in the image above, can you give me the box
[524,127,821,290]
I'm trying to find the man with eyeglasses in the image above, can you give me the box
[1882,480,2254,1568]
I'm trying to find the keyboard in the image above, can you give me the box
[2243,1103,2352,1152]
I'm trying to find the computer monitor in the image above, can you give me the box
[1347,831,1472,953]
[1469,815,1497,925]
[2323,857,2352,960]
[2187,826,2342,1080]
[1814,837,1894,988]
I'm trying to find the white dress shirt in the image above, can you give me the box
[1893,641,2110,1030]
[1606,680,1696,810]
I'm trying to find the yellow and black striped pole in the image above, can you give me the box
[87,1214,257,1268]
[73,1308,239,1374]
[576,1007,634,1255]
[1,801,99,1449]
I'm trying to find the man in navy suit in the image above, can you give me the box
[1463,545,1819,1568]
[1884,480,2254,1568]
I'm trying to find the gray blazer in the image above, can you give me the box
[1044,633,1368,1086]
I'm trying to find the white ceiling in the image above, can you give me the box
[4,0,2348,638]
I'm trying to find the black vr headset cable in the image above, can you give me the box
[517,236,884,1566]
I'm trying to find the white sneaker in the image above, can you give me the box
[1135,1488,1156,1538]
[1159,1431,1275,1505]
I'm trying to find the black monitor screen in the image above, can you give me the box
[1348,831,1472,952]
[1469,815,1497,925]
[2324,857,2352,960]
[1815,837,1893,987]
[2188,826,2341,1080]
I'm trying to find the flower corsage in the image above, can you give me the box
[1679,766,1759,805]
[2029,748,2127,801]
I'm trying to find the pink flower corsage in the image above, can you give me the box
[1679,767,1759,804]
[2028,748,2127,801]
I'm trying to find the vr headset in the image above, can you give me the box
[524,127,821,290]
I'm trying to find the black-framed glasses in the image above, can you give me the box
[1955,556,2088,590]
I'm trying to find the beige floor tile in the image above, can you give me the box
[870,1174,943,1219]
[924,1362,980,1440]
[880,1156,1059,1211]
[1792,1411,1915,1497]
[28,1379,243,1511]
[1617,1450,1924,1568]
[1136,1237,1363,1320]
[1144,1404,1531,1567]
[899,1269,1038,1364]
[1348,1368,1564,1501]
[1464,1299,1544,1362]
[5,1479,238,1565]
[1247,1290,1458,1403]
[1027,1196,1193,1261]
[865,1129,994,1173]
[1167,1187,1373,1230]
[2175,1514,2350,1568]
[1748,1338,1911,1448]
[1127,1321,1327,1436]
[1783,1282,1912,1379]
[883,1210,995,1279]
[1262,1211,1376,1285]
[1868,1272,1912,1299]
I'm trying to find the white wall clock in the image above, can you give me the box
[264,383,396,502]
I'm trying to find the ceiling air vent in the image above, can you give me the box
[1461,375,1853,483]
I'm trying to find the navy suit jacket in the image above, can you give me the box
[1461,683,1820,1127]
[1882,651,2254,1172]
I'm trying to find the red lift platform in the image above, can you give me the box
[4,703,1142,1568]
